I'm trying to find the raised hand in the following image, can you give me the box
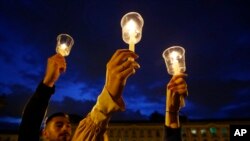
[104,49,140,100]
[43,54,66,87]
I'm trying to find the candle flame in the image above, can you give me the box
[170,51,179,61]
[125,19,138,44]
[170,51,181,75]
[60,43,67,50]
[127,20,137,35]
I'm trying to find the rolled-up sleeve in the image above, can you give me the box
[164,126,181,141]
[72,88,125,141]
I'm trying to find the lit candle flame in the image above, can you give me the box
[56,34,74,57]
[60,43,67,50]
[126,19,137,44]
[57,43,69,56]
[121,12,144,53]
[170,51,181,75]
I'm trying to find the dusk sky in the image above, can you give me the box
[0,0,250,127]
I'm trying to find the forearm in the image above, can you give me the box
[165,96,181,141]
[165,111,180,128]
[164,126,181,141]
[165,110,181,141]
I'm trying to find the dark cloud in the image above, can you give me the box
[47,96,96,117]
[19,70,42,84]
[112,109,148,121]
[1,0,250,122]
[47,97,148,121]
[0,83,33,117]
[0,43,13,64]
[184,78,250,118]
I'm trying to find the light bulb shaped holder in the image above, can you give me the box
[121,12,144,52]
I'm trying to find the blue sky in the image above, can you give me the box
[1,0,250,126]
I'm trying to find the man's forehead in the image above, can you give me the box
[45,112,70,124]
[49,116,70,124]
[51,116,70,122]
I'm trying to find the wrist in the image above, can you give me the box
[104,85,122,101]
[166,111,179,115]
[165,111,180,128]
[43,79,54,87]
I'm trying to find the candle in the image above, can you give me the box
[162,46,186,75]
[57,43,69,56]
[121,12,144,53]
[170,51,181,75]
[56,34,74,57]
[126,19,137,52]
[162,46,186,107]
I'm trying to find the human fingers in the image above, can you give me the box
[120,67,135,80]
[110,49,128,58]
[50,53,64,61]
[119,61,140,80]
[109,49,130,62]
[114,59,140,72]
[169,79,187,90]
[169,73,187,83]
[169,84,188,97]
[168,75,187,88]
[112,60,140,77]
[59,62,66,73]
[50,54,66,73]
[53,54,66,63]
[169,82,186,89]
[170,86,187,94]
[111,50,139,66]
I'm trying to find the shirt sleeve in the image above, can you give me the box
[72,87,125,141]
[18,82,55,141]
[164,126,181,141]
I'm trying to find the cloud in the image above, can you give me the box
[51,80,103,101]
[111,109,148,121]
[0,83,33,117]
[1,0,250,122]
[47,96,96,117]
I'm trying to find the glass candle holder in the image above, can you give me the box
[121,12,144,52]
[56,34,74,57]
[162,46,186,75]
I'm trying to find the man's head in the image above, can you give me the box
[43,112,72,141]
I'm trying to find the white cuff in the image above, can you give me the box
[90,87,125,126]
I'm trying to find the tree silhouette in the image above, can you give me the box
[149,111,164,122]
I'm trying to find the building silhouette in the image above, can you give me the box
[0,118,249,141]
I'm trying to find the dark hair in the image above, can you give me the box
[45,112,70,125]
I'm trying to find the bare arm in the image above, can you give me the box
[165,74,188,128]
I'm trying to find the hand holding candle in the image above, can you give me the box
[121,12,144,53]
[163,46,187,107]
[56,34,74,57]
